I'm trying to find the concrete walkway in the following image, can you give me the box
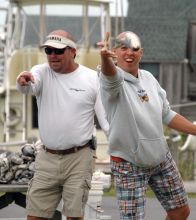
[102,196,196,220]
[101,179,196,220]
[0,195,196,220]
[0,180,195,220]
[184,180,196,193]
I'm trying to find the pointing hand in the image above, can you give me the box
[17,71,35,86]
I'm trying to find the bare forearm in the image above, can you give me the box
[168,114,196,135]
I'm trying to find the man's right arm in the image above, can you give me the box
[16,71,40,95]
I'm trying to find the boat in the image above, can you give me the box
[0,0,126,167]
[0,1,119,219]
[0,0,112,147]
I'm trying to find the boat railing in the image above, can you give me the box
[171,102,196,108]
[0,6,8,92]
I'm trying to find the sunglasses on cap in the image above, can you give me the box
[44,47,67,55]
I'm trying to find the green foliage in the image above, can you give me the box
[180,133,188,142]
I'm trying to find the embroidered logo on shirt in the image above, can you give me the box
[69,88,85,92]
[137,89,149,102]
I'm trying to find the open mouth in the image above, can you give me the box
[125,58,134,63]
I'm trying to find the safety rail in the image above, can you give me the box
[171,102,196,108]
[0,9,7,89]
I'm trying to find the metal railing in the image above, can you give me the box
[171,102,196,108]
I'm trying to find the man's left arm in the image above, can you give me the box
[168,114,196,135]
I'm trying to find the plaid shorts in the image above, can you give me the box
[111,151,189,220]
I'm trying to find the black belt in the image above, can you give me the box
[43,141,90,155]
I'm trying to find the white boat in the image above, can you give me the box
[0,1,123,219]
[0,0,122,174]
[0,0,113,145]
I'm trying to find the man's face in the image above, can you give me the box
[113,45,143,75]
[45,47,75,73]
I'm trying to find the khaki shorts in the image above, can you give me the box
[26,147,94,218]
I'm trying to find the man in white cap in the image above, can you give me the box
[97,31,196,220]
[16,29,108,220]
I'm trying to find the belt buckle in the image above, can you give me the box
[56,150,62,155]
[74,147,78,153]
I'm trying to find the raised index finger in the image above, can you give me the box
[104,32,110,49]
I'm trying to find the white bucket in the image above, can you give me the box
[100,215,112,220]
[85,181,104,220]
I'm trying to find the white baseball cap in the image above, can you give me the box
[41,34,77,49]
